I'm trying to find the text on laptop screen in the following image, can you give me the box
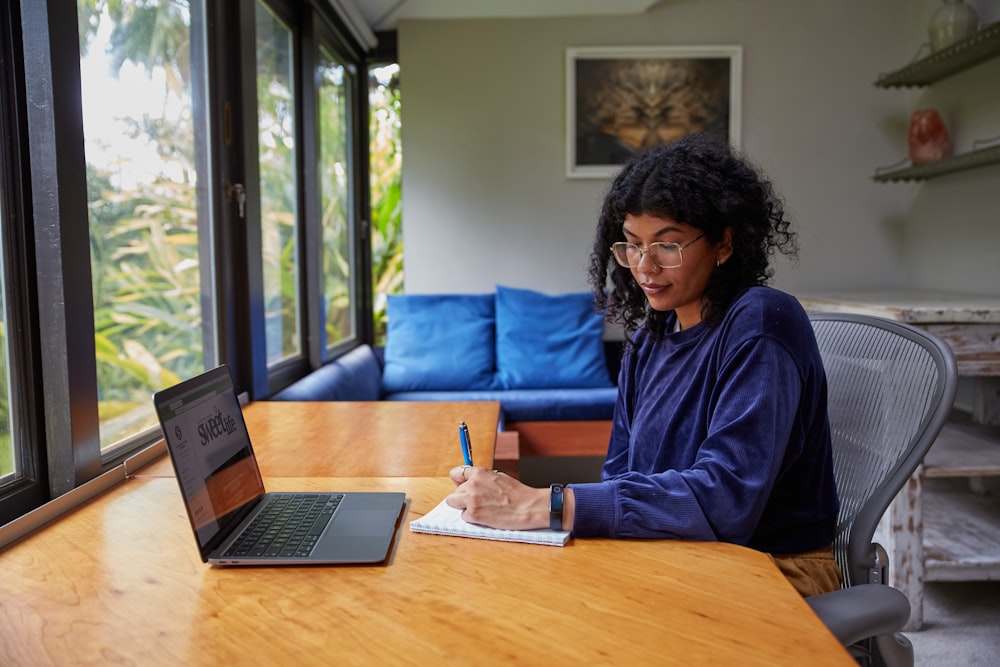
[156,370,265,549]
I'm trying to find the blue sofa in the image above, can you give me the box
[270,341,620,425]
[271,287,622,458]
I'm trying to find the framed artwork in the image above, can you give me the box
[566,46,742,179]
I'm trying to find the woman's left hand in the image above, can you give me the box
[445,466,550,530]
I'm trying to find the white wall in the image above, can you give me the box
[397,0,1000,297]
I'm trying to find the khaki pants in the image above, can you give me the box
[770,546,842,597]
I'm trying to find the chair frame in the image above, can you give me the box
[806,312,957,666]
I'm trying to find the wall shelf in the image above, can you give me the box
[873,143,1000,182]
[874,21,1000,88]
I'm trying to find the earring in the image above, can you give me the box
[716,259,721,267]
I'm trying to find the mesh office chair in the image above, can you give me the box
[804,313,957,667]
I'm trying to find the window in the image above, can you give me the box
[1,0,372,527]
[1,0,47,522]
[317,45,356,351]
[255,1,302,366]
[79,0,212,450]
[0,182,12,481]
[250,0,369,392]
[368,61,402,344]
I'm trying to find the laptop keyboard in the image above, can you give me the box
[224,493,344,558]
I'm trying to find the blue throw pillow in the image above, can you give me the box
[495,285,611,389]
[382,293,498,392]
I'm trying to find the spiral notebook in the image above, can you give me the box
[409,499,571,546]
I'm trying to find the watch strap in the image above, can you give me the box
[549,484,565,531]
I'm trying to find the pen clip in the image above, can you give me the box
[459,421,473,466]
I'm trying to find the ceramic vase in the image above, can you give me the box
[929,0,980,52]
[909,109,951,164]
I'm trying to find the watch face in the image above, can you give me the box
[550,484,564,510]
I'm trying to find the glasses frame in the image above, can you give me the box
[610,233,706,269]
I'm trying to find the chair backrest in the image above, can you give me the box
[809,312,957,587]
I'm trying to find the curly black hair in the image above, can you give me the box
[588,132,797,339]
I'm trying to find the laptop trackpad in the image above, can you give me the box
[328,509,399,537]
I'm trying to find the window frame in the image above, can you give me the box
[302,9,373,368]
[21,1,105,495]
[0,0,47,523]
[242,0,374,399]
[238,0,304,398]
[1,0,374,526]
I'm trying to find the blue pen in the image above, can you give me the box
[459,421,473,466]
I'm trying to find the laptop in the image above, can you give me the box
[153,364,406,566]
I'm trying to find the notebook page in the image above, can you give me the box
[409,499,570,547]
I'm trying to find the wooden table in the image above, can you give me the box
[138,401,501,478]
[0,476,852,665]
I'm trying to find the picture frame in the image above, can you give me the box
[566,45,742,179]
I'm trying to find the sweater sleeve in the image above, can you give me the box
[571,336,804,543]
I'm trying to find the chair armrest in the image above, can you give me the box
[806,583,910,646]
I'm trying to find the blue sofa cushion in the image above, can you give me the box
[384,387,618,422]
[272,344,382,401]
[494,285,611,390]
[381,293,500,392]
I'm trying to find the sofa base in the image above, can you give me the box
[504,420,611,458]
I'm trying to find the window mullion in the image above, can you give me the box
[301,11,324,368]
[0,0,48,522]
[21,0,102,493]
[238,0,270,401]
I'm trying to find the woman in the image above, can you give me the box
[446,132,841,596]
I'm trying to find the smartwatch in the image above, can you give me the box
[549,484,565,531]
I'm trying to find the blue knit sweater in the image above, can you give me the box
[570,287,839,554]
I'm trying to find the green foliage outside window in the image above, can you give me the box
[369,64,403,345]
[0,3,403,474]
[77,1,403,440]
[80,0,202,445]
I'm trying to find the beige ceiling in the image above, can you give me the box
[352,0,667,32]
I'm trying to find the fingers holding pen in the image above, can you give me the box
[445,466,543,529]
[449,464,509,485]
[448,423,537,527]
[449,464,477,485]
[446,466,488,513]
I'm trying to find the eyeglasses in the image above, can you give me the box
[610,234,705,269]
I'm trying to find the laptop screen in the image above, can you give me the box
[154,366,265,554]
